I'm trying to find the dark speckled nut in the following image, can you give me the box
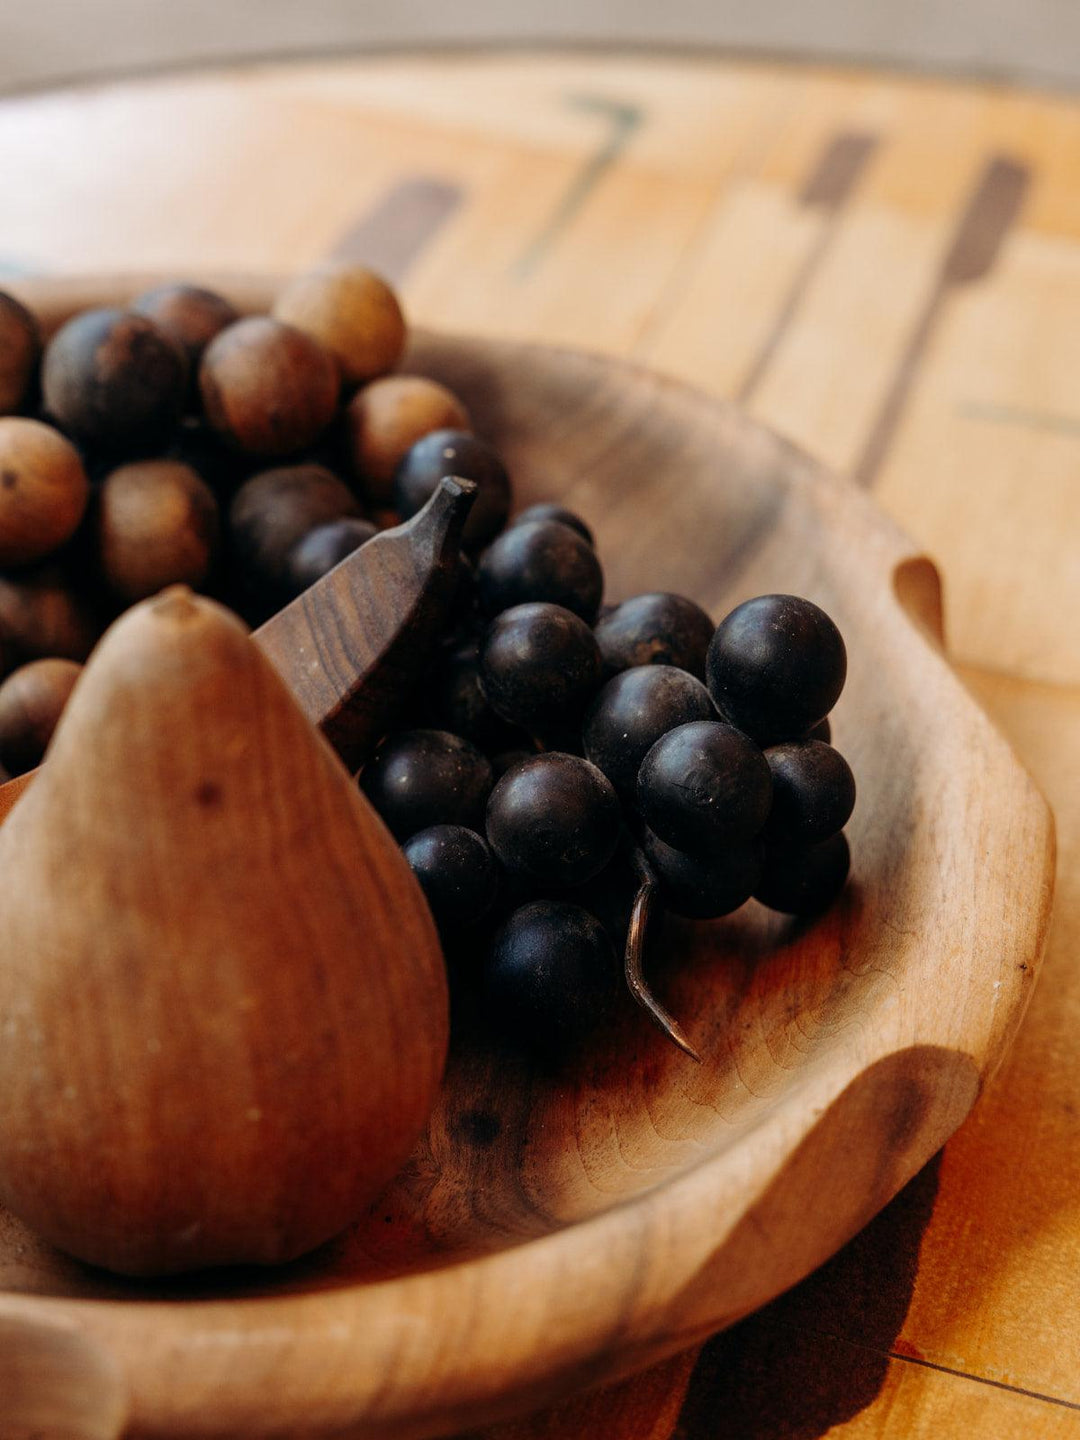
[595,592,714,680]
[131,284,240,401]
[41,308,188,454]
[0,291,42,416]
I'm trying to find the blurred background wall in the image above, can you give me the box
[2,0,1078,93]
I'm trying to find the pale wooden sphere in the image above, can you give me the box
[0,657,82,774]
[97,460,220,601]
[344,375,470,506]
[0,292,41,416]
[0,418,89,567]
[274,266,406,388]
[199,317,340,457]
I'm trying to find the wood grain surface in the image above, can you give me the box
[0,48,1077,1438]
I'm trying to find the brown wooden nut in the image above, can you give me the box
[273,266,406,388]
[0,564,102,664]
[97,459,220,601]
[0,657,82,774]
[0,291,41,416]
[344,375,470,506]
[229,463,361,595]
[41,308,187,452]
[131,284,240,396]
[199,317,340,457]
[0,418,89,567]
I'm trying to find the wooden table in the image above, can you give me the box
[2,49,1078,1438]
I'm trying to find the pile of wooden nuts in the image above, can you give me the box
[0,266,472,781]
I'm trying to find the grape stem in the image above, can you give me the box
[626,849,702,1062]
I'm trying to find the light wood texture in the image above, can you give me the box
[1,51,1077,1437]
[0,281,1052,1437]
[0,588,448,1276]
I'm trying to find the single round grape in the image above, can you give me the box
[706,594,847,744]
[484,901,617,1051]
[640,828,763,920]
[476,519,603,622]
[637,720,772,852]
[755,832,851,915]
[479,602,601,735]
[393,429,510,551]
[284,517,378,596]
[486,753,621,887]
[510,503,594,547]
[403,824,498,930]
[595,592,714,680]
[763,740,855,846]
[582,665,714,798]
[360,729,492,841]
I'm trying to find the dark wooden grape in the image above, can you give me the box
[637,719,772,852]
[486,752,621,887]
[402,824,498,930]
[510,503,594,547]
[427,643,523,752]
[360,729,492,841]
[284,517,377,597]
[476,519,603,622]
[131,284,239,395]
[755,831,851,915]
[484,901,617,1051]
[393,430,510,551]
[594,592,714,680]
[41,308,187,453]
[763,740,855,846]
[478,602,601,736]
[706,593,847,744]
[640,828,763,920]
[582,665,714,798]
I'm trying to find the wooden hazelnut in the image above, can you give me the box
[0,418,89,567]
[131,285,240,397]
[0,564,102,664]
[97,459,220,601]
[273,266,406,388]
[0,291,41,416]
[344,375,470,506]
[199,317,340,457]
[41,309,188,453]
[0,657,82,774]
[228,463,361,596]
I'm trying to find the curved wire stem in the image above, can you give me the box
[625,850,702,1062]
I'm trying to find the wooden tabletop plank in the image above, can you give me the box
[2,49,1079,1438]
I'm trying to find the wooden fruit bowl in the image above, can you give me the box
[0,278,1054,1440]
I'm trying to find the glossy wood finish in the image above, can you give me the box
[0,279,1053,1438]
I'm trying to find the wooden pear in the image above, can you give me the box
[0,588,448,1276]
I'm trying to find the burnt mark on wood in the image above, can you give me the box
[854,155,1030,489]
[737,132,879,404]
[513,94,644,279]
[328,178,463,284]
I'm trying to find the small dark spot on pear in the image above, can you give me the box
[1,469,17,489]
[195,780,223,808]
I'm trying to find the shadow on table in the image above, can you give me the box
[674,1152,942,1439]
